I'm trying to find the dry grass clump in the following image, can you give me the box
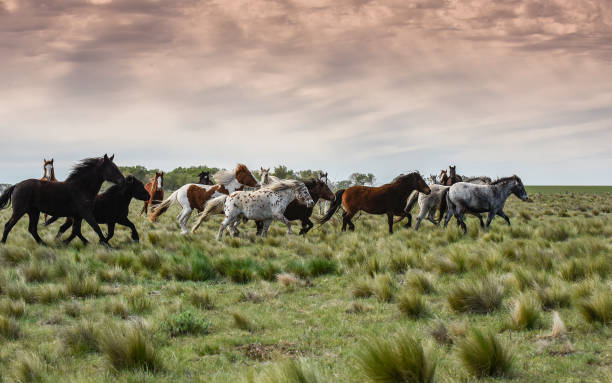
[62,320,99,354]
[372,273,397,303]
[508,294,542,330]
[346,302,371,314]
[577,290,612,325]
[127,287,151,314]
[356,332,436,383]
[405,271,436,295]
[252,359,325,383]
[105,298,131,319]
[447,278,504,314]
[551,311,566,338]
[190,290,214,310]
[397,293,429,319]
[0,298,26,318]
[65,274,101,298]
[430,322,452,346]
[12,351,47,383]
[277,273,300,289]
[98,322,162,373]
[457,328,513,378]
[20,261,51,283]
[351,279,374,299]
[0,314,22,340]
[535,282,571,310]
[232,312,256,332]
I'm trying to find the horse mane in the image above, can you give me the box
[491,175,519,185]
[303,178,321,188]
[391,171,421,184]
[64,157,101,182]
[464,176,492,184]
[266,179,303,192]
[213,168,236,185]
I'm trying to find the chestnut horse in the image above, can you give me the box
[440,165,462,186]
[149,164,259,234]
[141,171,164,215]
[318,172,431,234]
[41,158,58,222]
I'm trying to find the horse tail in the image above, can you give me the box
[441,187,452,223]
[191,195,227,233]
[405,190,419,213]
[149,189,178,222]
[0,185,15,210]
[316,189,344,224]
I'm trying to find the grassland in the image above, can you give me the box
[526,186,612,194]
[0,189,610,382]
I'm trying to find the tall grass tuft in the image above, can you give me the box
[447,278,504,314]
[66,274,101,298]
[62,320,99,354]
[356,332,436,383]
[397,294,429,319]
[405,271,435,295]
[509,294,541,330]
[457,328,513,378]
[99,322,162,373]
[253,359,325,383]
[12,351,47,383]
[307,257,338,277]
[0,298,26,318]
[536,282,571,310]
[0,314,21,340]
[162,310,211,337]
[351,279,374,299]
[190,290,214,310]
[577,290,612,325]
[551,311,566,338]
[232,312,256,332]
[372,274,397,303]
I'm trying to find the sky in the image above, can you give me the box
[1,0,611,185]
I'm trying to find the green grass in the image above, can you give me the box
[526,185,612,194]
[0,190,609,381]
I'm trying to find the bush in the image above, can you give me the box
[457,328,513,378]
[397,294,429,319]
[99,323,162,372]
[356,332,436,383]
[447,278,503,314]
[162,310,211,337]
[577,290,612,325]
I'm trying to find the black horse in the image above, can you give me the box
[46,175,149,243]
[0,154,124,245]
[255,178,335,235]
[198,171,214,185]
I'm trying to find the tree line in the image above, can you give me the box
[118,165,376,191]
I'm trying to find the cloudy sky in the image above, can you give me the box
[1,0,611,185]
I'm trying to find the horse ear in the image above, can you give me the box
[51,158,54,163]
[110,154,115,161]
[97,157,104,166]
[44,158,46,162]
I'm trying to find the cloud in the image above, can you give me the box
[0,0,611,184]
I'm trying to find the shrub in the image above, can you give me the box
[0,314,21,340]
[447,278,503,314]
[162,310,211,337]
[577,290,612,325]
[405,271,435,295]
[509,294,541,330]
[397,294,429,319]
[62,320,99,354]
[457,328,513,378]
[356,332,436,383]
[99,323,162,372]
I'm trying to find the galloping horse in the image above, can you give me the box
[149,164,259,234]
[206,180,314,240]
[0,155,124,245]
[318,172,431,234]
[441,165,462,186]
[141,171,164,215]
[444,175,528,234]
[198,171,214,185]
[47,175,149,243]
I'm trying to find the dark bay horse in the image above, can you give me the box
[318,172,431,234]
[255,178,335,235]
[141,171,164,215]
[47,175,149,243]
[198,171,214,185]
[444,175,528,234]
[0,154,124,245]
[442,165,462,186]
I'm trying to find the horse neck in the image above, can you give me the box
[224,178,241,193]
[50,168,56,181]
[390,180,417,198]
[68,172,105,198]
[277,188,297,206]
[492,181,515,199]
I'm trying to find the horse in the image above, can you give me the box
[141,171,164,215]
[317,172,331,215]
[259,167,280,185]
[46,175,149,243]
[149,164,259,234]
[41,158,58,222]
[252,177,335,235]
[439,170,448,185]
[198,171,214,185]
[204,180,314,240]
[0,154,124,245]
[318,172,431,234]
[41,158,57,182]
[442,165,462,186]
[443,175,528,234]
[404,183,450,230]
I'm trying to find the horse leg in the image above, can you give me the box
[343,211,356,231]
[57,218,73,239]
[274,214,293,235]
[456,210,467,234]
[106,222,116,242]
[117,217,139,242]
[476,213,485,228]
[443,204,454,228]
[415,208,428,231]
[27,211,45,245]
[217,212,237,241]
[178,207,192,235]
[260,220,272,238]
[63,218,85,245]
[2,209,26,244]
[81,212,107,245]
[497,211,511,226]
[300,217,313,235]
[387,212,394,234]
[141,201,148,215]
[403,212,412,228]
[341,211,348,231]
[255,221,263,236]
[485,211,496,229]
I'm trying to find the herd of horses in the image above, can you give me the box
[0,155,529,246]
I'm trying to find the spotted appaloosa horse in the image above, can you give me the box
[198,171,214,185]
[318,172,431,234]
[199,180,314,240]
[149,164,259,234]
[444,175,528,234]
[141,171,164,215]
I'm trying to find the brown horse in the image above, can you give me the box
[318,172,431,234]
[443,165,462,186]
[439,169,448,185]
[141,171,164,215]
[41,158,57,182]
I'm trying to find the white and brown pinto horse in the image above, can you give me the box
[200,180,314,240]
[148,164,259,234]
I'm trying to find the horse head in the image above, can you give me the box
[126,175,150,201]
[235,164,260,188]
[43,158,55,179]
[295,182,315,208]
[259,167,271,185]
[154,171,164,189]
[311,179,335,201]
[198,171,213,185]
[98,154,124,184]
[511,175,528,201]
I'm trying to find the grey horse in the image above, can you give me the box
[443,175,528,234]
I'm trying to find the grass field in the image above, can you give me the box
[526,186,612,195]
[0,189,610,382]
